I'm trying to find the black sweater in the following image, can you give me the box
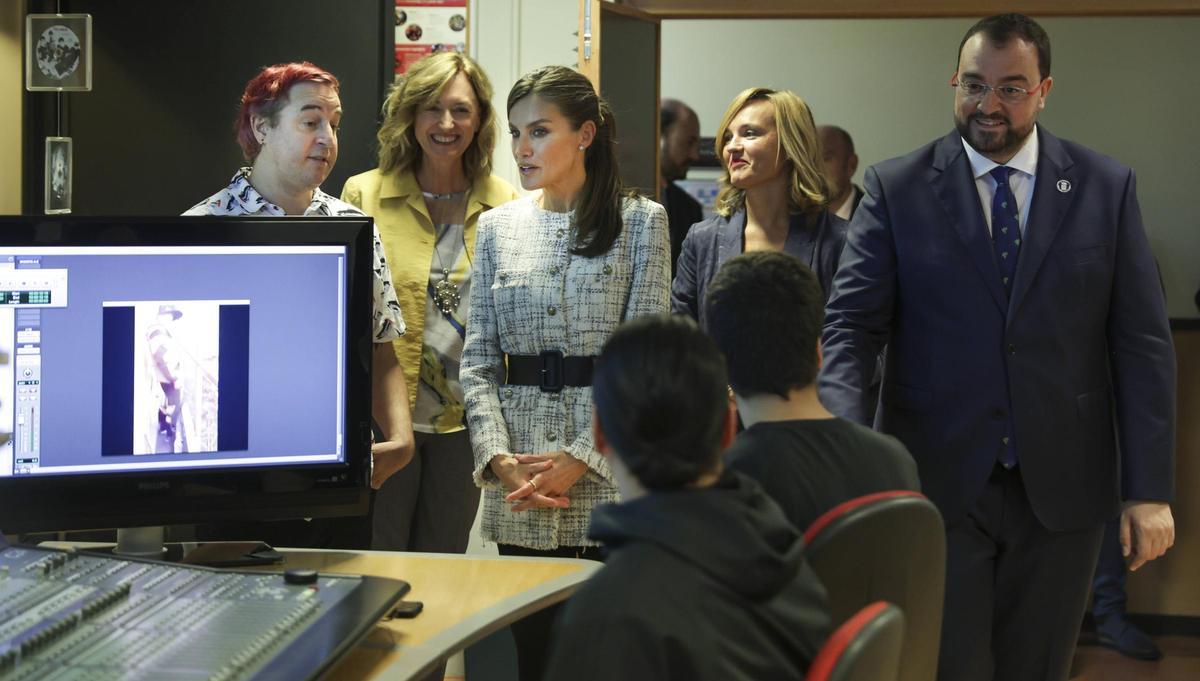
[543,472,830,680]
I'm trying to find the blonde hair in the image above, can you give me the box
[376,52,496,182]
[713,88,828,218]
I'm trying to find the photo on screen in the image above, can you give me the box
[101,300,249,456]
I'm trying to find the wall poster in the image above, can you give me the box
[394,0,468,77]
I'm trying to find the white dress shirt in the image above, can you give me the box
[962,125,1039,236]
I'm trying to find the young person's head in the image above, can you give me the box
[593,315,733,492]
[705,251,825,398]
[507,65,624,257]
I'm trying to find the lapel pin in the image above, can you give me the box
[1057,179,1071,193]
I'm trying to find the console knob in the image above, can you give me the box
[283,568,318,586]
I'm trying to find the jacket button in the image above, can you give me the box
[602,264,612,275]
[1001,436,1010,445]
[550,265,560,275]
[504,389,513,399]
[1007,343,1016,354]
[557,229,565,238]
[546,433,557,442]
[547,306,557,316]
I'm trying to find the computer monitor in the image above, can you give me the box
[0,216,376,535]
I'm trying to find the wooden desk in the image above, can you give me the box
[275,550,600,680]
[38,542,600,681]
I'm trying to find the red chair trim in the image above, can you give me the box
[803,490,926,545]
[807,601,891,681]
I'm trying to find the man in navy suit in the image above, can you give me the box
[819,13,1176,681]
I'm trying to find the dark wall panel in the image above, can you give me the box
[24,0,389,215]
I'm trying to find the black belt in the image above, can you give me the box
[505,351,594,392]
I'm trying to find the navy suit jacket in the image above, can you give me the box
[671,208,847,331]
[819,128,1175,531]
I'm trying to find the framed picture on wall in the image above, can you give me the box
[25,13,93,92]
[45,137,72,215]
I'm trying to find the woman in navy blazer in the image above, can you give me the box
[671,87,846,331]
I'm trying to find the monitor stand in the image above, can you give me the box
[111,526,283,566]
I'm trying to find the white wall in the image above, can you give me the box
[661,17,1200,318]
[473,0,581,193]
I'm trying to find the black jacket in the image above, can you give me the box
[543,472,830,680]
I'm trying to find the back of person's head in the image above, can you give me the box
[705,251,824,398]
[714,87,828,218]
[594,315,729,490]
[236,62,340,162]
[959,13,1051,79]
[508,65,624,257]
[377,51,497,182]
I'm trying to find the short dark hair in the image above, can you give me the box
[958,13,1051,80]
[821,125,855,156]
[660,98,692,134]
[593,315,729,490]
[705,251,824,398]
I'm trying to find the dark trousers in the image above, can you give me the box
[1091,518,1127,620]
[938,464,1104,681]
[372,430,480,553]
[497,543,605,681]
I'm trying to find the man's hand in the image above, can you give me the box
[1121,501,1175,571]
[371,435,415,489]
[505,451,588,512]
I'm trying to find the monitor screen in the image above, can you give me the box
[0,217,375,534]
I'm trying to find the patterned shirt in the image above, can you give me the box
[413,221,471,433]
[184,168,405,342]
[461,195,671,549]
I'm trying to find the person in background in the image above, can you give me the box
[819,14,1175,680]
[460,65,670,681]
[672,87,846,332]
[186,62,413,547]
[706,251,919,532]
[543,314,830,681]
[341,52,518,554]
[660,98,704,274]
[818,125,862,221]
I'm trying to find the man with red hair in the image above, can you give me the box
[187,62,414,495]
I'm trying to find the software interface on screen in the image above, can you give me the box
[0,245,348,478]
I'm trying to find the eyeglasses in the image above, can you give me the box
[950,79,1043,103]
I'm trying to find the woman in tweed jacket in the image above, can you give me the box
[460,65,670,680]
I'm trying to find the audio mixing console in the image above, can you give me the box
[0,542,408,680]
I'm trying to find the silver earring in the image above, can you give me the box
[578,144,585,151]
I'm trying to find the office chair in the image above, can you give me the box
[803,491,944,681]
[807,601,905,681]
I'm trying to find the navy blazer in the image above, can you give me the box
[671,208,847,331]
[819,128,1176,531]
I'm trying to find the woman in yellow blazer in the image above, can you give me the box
[342,52,518,553]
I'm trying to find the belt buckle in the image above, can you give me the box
[539,350,564,393]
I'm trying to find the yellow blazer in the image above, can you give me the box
[341,168,519,408]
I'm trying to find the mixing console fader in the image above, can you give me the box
[0,543,409,680]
